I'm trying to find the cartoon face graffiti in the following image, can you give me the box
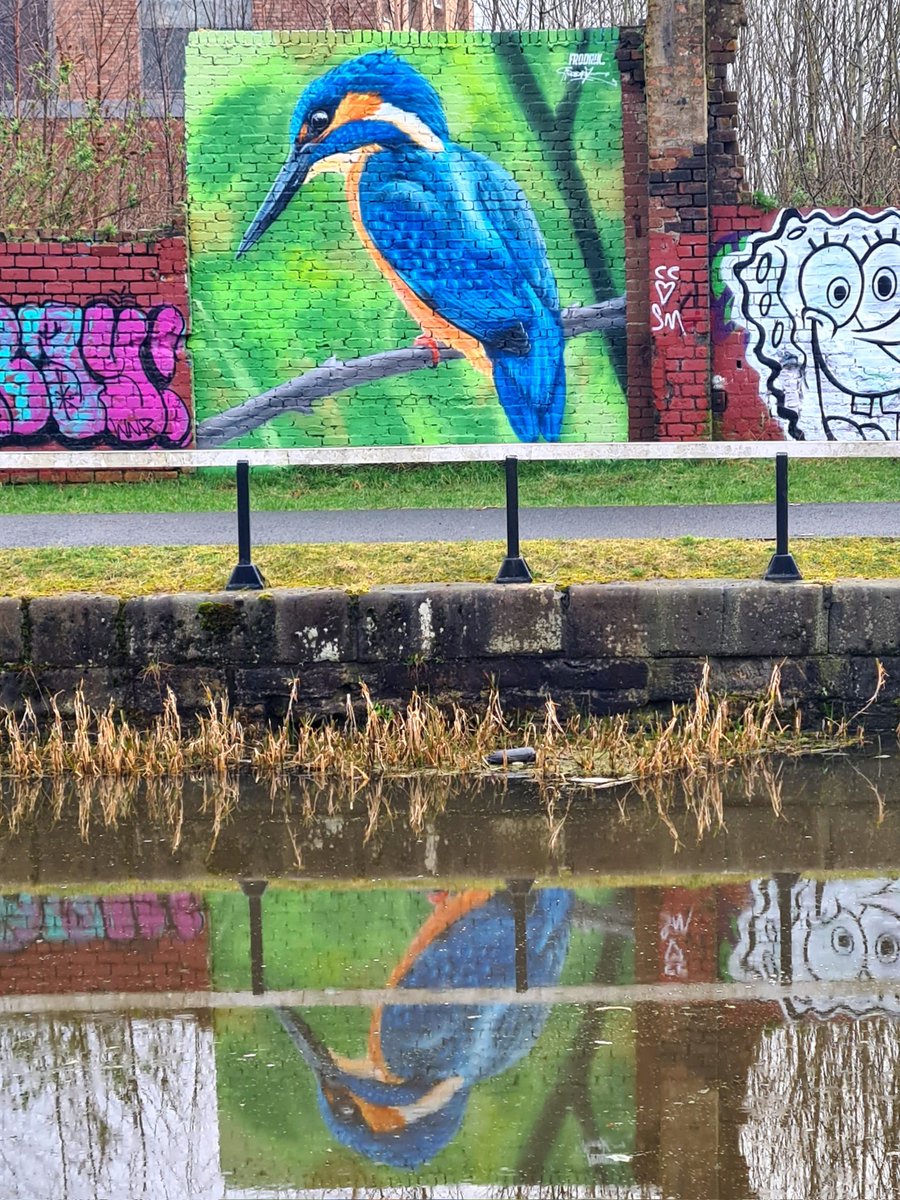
[720,208,900,440]
[729,877,900,1019]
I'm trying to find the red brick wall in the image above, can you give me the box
[0,237,192,478]
[0,931,210,994]
[710,204,785,440]
[0,891,209,994]
[656,886,718,983]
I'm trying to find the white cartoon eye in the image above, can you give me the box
[799,244,863,326]
[858,238,900,330]
[873,267,897,302]
[876,932,900,964]
[827,279,853,307]
[831,925,855,955]
[805,913,865,980]
[856,906,900,979]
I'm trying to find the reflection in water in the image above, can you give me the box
[730,878,900,1018]
[723,877,900,1198]
[276,887,578,1169]
[5,757,900,1197]
[0,1016,219,1200]
[743,1019,900,1200]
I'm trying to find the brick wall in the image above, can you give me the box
[54,0,140,103]
[0,891,209,994]
[0,237,192,479]
[643,0,712,441]
[252,0,470,30]
[706,0,748,208]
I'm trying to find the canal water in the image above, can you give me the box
[1,755,900,1199]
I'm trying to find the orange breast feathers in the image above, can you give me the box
[365,889,494,1083]
[345,159,492,378]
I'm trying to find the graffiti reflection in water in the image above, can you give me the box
[730,877,900,1019]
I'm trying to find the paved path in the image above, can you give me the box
[0,502,898,548]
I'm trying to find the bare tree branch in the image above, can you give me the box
[196,296,625,447]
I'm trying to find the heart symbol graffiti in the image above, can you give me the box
[655,279,677,307]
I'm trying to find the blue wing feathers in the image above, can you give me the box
[359,145,566,441]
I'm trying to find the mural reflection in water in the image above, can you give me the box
[212,881,638,1190]
[729,876,900,1019]
[723,878,900,1200]
[6,870,900,1198]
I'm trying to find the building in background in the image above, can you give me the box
[2,0,472,116]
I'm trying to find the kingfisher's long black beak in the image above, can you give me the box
[236,144,314,259]
[273,1006,337,1078]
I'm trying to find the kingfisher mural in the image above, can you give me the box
[238,52,566,444]
[186,30,628,448]
[206,883,633,1180]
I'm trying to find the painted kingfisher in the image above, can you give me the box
[274,887,575,1168]
[237,50,566,442]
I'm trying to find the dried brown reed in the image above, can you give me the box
[0,659,881,854]
[0,665,876,788]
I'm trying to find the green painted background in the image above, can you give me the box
[185,30,627,448]
[208,885,636,1190]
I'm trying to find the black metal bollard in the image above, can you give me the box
[495,456,533,583]
[508,879,531,993]
[240,879,268,996]
[227,459,266,590]
[764,452,802,582]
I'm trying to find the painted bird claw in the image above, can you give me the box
[414,335,443,368]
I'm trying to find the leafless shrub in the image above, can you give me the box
[733,0,900,206]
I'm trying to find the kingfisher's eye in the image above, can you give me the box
[307,109,331,136]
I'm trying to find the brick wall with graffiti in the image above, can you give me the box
[0,239,192,472]
[712,205,900,442]
[0,891,209,994]
[186,30,628,449]
[2,26,897,461]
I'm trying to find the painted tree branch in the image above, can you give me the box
[196,296,625,447]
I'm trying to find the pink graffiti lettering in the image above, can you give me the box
[0,892,204,952]
[0,894,41,952]
[0,299,191,447]
[82,304,190,445]
[168,892,205,941]
[100,896,138,940]
[0,307,52,437]
[131,893,168,940]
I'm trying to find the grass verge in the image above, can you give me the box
[1,536,899,596]
[0,458,898,514]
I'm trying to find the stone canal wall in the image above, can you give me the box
[0,579,896,724]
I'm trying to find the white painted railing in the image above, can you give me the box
[2,439,900,471]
